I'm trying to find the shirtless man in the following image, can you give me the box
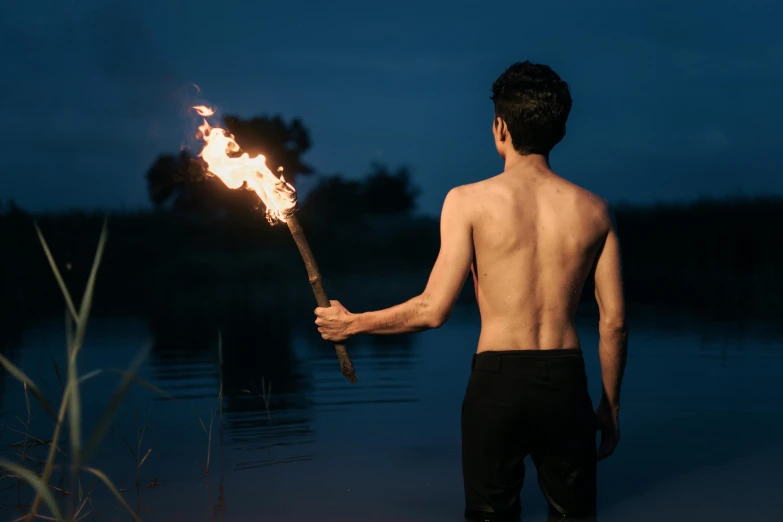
[314,61,628,521]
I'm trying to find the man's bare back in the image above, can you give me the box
[314,60,627,520]
[463,162,612,353]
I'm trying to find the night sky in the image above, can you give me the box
[2,0,781,215]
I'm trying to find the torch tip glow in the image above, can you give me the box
[192,105,297,224]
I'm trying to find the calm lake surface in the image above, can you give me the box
[1,305,782,521]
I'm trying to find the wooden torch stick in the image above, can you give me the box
[286,214,357,384]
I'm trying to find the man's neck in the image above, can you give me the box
[504,152,551,173]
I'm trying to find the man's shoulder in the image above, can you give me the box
[449,176,506,201]
[445,181,486,204]
[553,177,612,231]
[580,190,613,232]
[441,181,498,224]
[561,179,610,215]
[580,187,610,214]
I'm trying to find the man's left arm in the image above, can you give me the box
[314,187,474,342]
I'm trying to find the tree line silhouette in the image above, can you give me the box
[144,114,417,221]
[1,111,781,345]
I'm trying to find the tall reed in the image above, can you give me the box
[0,220,164,521]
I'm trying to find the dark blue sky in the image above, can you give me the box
[2,0,781,215]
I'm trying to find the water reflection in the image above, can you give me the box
[1,304,782,521]
[143,302,420,474]
[147,305,315,472]
[302,330,419,411]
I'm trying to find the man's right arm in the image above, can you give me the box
[593,206,628,457]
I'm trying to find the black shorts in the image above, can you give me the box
[462,349,597,521]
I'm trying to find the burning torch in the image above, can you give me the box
[192,105,357,384]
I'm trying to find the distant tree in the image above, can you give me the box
[301,175,364,221]
[361,163,419,215]
[146,151,189,208]
[146,150,213,211]
[301,163,420,221]
[146,115,314,216]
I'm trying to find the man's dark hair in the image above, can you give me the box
[491,61,572,155]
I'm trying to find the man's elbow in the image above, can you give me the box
[424,311,448,329]
[418,295,450,329]
[599,316,628,337]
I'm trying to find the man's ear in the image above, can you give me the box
[496,118,508,142]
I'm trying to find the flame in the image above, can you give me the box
[193,105,214,117]
[192,105,297,224]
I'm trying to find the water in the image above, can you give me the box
[1,305,782,521]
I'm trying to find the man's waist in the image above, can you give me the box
[471,348,584,374]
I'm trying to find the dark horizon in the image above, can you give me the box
[2,0,782,215]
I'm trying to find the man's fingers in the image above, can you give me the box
[600,448,614,460]
[315,309,335,319]
[597,438,617,461]
[329,300,340,306]
[597,445,609,461]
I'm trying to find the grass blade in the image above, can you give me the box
[205,409,216,474]
[0,458,64,522]
[78,369,103,384]
[29,381,71,518]
[1,423,67,456]
[78,342,150,470]
[138,404,153,455]
[104,369,173,400]
[67,220,108,470]
[65,360,82,475]
[23,382,31,419]
[0,354,57,421]
[34,222,78,323]
[138,448,152,469]
[192,405,208,434]
[71,218,108,359]
[74,369,173,400]
[83,467,141,522]
[52,354,64,390]
[38,375,61,404]
[74,489,88,519]
[64,312,73,368]
[121,435,137,462]
[74,489,89,518]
